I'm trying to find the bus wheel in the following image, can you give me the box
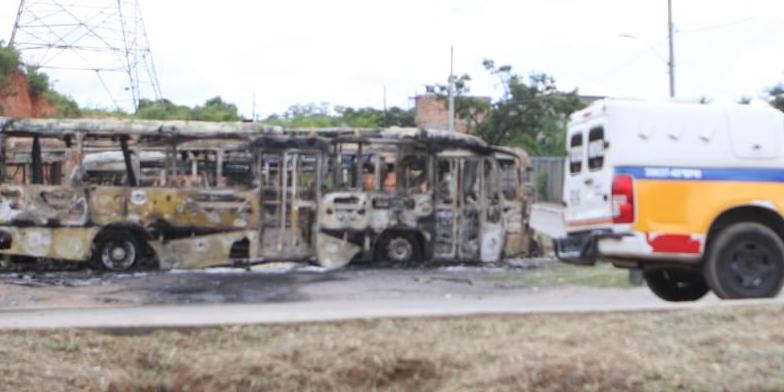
[643,268,709,302]
[379,233,420,264]
[705,222,784,299]
[92,231,141,272]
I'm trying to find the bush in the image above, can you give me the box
[25,66,50,95]
[0,43,21,92]
[45,91,81,118]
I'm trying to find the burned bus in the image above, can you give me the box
[277,128,537,267]
[0,117,535,270]
[0,117,267,271]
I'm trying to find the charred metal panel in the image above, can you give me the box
[151,230,254,269]
[0,185,88,226]
[125,188,258,229]
[87,186,127,224]
[316,232,361,268]
[319,192,370,231]
[0,226,99,260]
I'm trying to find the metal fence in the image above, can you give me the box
[530,156,564,203]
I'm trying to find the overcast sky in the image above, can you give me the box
[2,0,784,118]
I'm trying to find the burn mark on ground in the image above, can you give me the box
[0,268,347,306]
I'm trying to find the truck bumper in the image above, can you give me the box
[553,230,628,265]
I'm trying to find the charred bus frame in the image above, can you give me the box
[0,118,535,270]
[0,117,273,271]
[309,128,536,267]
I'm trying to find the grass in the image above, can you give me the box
[1,304,784,391]
[498,261,635,289]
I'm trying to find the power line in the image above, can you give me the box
[678,17,755,34]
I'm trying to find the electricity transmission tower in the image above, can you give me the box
[9,0,162,110]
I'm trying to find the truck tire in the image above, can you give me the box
[705,222,784,299]
[644,268,709,302]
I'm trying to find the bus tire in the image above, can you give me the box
[378,232,421,264]
[643,268,709,302]
[91,230,142,272]
[705,222,784,299]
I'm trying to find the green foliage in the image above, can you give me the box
[25,66,50,95]
[45,91,81,118]
[766,84,784,112]
[135,96,240,122]
[80,107,131,119]
[192,96,241,122]
[263,102,414,128]
[432,74,491,133]
[475,61,585,155]
[135,98,194,120]
[427,60,583,155]
[384,106,416,127]
[0,43,21,92]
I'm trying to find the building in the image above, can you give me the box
[414,94,490,133]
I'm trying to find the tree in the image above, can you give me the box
[475,60,585,155]
[384,106,415,127]
[433,73,491,133]
[192,96,241,122]
[133,96,240,122]
[135,98,193,120]
[25,66,49,96]
[263,103,415,128]
[766,84,784,112]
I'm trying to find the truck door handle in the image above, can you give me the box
[584,178,594,186]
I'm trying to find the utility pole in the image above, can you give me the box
[448,46,456,132]
[383,85,388,128]
[252,93,257,122]
[667,0,675,98]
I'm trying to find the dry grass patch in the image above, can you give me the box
[1,304,784,391]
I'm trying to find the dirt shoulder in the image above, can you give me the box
[2,304,782,391]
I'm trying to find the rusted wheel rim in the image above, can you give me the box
[387,237,414,262]
[101,240,136,271]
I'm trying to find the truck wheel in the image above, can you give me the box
[91,230,141,272]
[705,222,784,299]
[643,268,709,302]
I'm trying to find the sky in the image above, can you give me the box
[2,0,784,119]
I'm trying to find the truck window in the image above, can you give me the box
[569,133,583,174]
[588,127,605,170]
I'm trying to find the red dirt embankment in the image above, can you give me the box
[0,70,58,118]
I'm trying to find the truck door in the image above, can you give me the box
[563,125,613,230]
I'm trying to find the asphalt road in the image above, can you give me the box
[0,262,775,330]
[0,203,776,330]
